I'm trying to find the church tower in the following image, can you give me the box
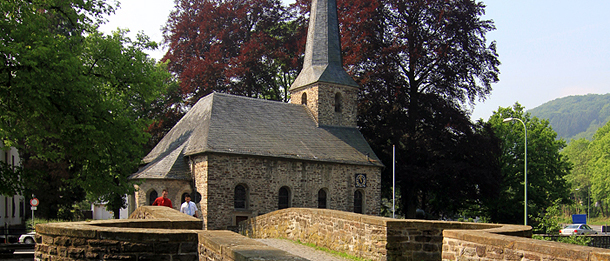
[289,0,359,127]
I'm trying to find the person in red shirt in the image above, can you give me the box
[152,189,173,208]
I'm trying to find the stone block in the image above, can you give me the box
[42,235,55,245]
[86,251,100,259]
[172,254,199,261]
[475,245,486,257]
[48,245,56,255]
[153,242,181,254]
[422,243,439,252]
[137,254,172,261]
[89,239,121,248]
[122,242,151,253]
[67,247,86,259]
[57,246,67,257]
[102,253,137,260]
[55,236,71,246]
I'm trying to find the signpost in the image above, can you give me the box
[30,196,38,228]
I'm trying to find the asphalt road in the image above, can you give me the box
[0,246,34,261]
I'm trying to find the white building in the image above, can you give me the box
[0,143,25,228]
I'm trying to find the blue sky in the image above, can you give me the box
[100,0,610,121]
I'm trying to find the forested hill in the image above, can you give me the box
[528,93,610,141]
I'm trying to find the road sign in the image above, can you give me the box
[30,198,39,207]
[31,206,37,210]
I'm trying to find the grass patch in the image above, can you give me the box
[27,218,71,232]
[291,239,371,261]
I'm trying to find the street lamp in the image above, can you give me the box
[575,187,590,224]
[503,117,527,226]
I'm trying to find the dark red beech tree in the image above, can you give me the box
[163,0,305,106]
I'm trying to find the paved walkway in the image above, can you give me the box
[256,238,351,261]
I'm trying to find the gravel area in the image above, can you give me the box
[256,238,352,261]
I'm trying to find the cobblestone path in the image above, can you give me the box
[256,238,352,261]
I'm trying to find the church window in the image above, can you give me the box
[354,190,363,214]
[234,184,248,209]
[318,189,327,209]
[301,93,308,105]
[192,192,202,203]
[278,186,291,209]
[334,92,342,112]
[148,190,158,206]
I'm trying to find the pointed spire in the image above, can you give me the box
[290,0,359,91]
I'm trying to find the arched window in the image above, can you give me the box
[354,190,363,214]
[235,184,247,209]
[318,189,327,209]
[192,192,202,203]
[148,190,158,206]
[301,93,308,105]
[334,92,342,112]
[278,186,291,209]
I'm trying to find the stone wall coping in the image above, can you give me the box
[199,230,308,260]
[444,226,610,260]
[37,219,201,242]
[262,208,509,230]
[129,205,200,220]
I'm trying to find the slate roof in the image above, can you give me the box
[290,0,358,90]
[130,93,383,180]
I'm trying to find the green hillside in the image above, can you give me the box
[528,93,610,141]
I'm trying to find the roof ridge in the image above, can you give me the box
[209,92,306,108]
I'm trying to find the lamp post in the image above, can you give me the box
[503,117,527,226]
[575,188,590,224]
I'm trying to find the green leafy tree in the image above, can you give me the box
[533,199,565,234]
[562,138,591,215]
[588,121,610,217]
[487,103,571,224]
[0,0,170,218]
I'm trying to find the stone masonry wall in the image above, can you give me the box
[239,208,512,261]
[33,206,610,261]
[35,207,201,261]
[290,83,359,127]
[442,229,610,261]
[193,153,381,230]
[34,206,311,261]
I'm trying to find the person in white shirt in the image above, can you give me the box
[180,193,198,218]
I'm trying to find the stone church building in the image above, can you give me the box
[129,0,383,230]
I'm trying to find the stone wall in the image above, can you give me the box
[192,153,381,230]
[35,206,304,261]
[290,83,359,127]
[443,229,610,261]
[239,208,514,261]
[32,206,610,261]
[35,207,201,260]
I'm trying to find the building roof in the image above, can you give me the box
[290,0,358,90]
[130,93,383,180]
